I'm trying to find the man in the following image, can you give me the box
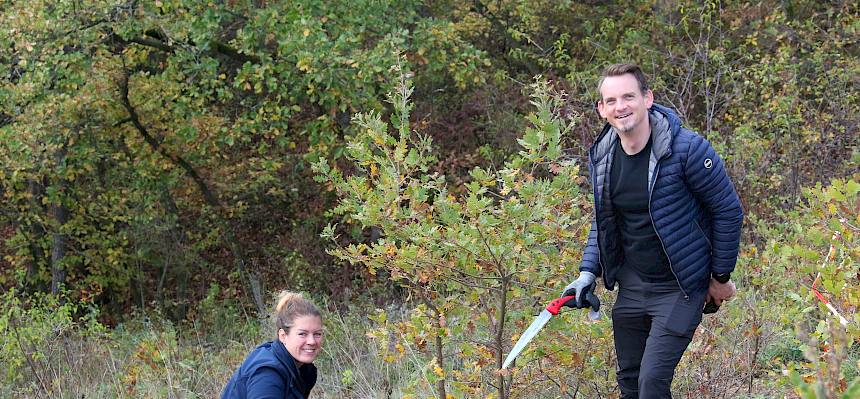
[563,63,743,398]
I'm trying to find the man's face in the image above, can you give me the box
[597,74,653,135]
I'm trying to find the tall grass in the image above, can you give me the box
[1,286,854,398]
[0,290,430,398]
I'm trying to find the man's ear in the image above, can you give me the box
[644,90,654,108]
[596,100,607,119]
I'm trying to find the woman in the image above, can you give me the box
[222,291,324,399]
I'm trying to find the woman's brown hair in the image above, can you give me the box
[274,291,321,336]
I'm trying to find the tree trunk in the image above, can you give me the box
[433,322,447,399]
[496,276,510,399]
[50,147,69,296]
[119,71,267,315]
[26,179,48,290]
[226,236,266,316]
[417,289,447,399]
[50,214,68,295]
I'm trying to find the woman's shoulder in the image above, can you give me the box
[241,341,289,375]
[222,342,292,399]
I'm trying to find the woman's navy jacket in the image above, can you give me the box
[221,340,317,399]
[579,103,744,296]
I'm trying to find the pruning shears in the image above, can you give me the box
[501,285,600,369]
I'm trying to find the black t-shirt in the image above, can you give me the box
[610,136,673,282]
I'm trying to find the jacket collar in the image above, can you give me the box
[648,103,679,160]
[271,339,317,395]
[590,103,680,164]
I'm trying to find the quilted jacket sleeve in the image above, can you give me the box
[683,133,744,274]
[579,212,602,276]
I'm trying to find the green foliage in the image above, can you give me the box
[0,0,491,312]
[786,321,860,399]
[714,176,859,398]
[315,302,416,398]
[426,0,859,212]
[1,1,859,396]
[0,289,499,398]
[778,178,859,397]
[187,283,262,343]
[315,71,613,398]
[0,289,105,396]
[2,0,856,320]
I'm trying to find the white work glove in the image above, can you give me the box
[561,271,597,308]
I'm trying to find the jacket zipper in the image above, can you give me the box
[647,161,689,299]
[591,165,606,283]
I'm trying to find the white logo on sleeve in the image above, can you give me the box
[704,158,713,169]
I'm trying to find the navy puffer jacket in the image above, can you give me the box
[221,340,317,399]
[579,104,743,296]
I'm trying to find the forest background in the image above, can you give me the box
[1,0,858,398]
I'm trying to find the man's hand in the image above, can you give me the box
[562,271,597,308]
[706,278,736,306]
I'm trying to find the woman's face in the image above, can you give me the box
[278,315,324,366]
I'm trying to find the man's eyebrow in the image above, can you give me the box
[605,91,638,100]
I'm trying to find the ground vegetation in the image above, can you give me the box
[1,0,858,397]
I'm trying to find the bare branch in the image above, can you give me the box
[117,68,221,208]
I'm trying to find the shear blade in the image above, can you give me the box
[502,309,552,369]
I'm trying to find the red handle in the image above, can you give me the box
[546,295,576,315]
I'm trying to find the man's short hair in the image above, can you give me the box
[597,63,650,99]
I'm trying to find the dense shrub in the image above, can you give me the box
[0,0,858,397]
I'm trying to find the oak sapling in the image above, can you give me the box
[314,69,609,399]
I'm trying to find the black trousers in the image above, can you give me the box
[611,266,706,399]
